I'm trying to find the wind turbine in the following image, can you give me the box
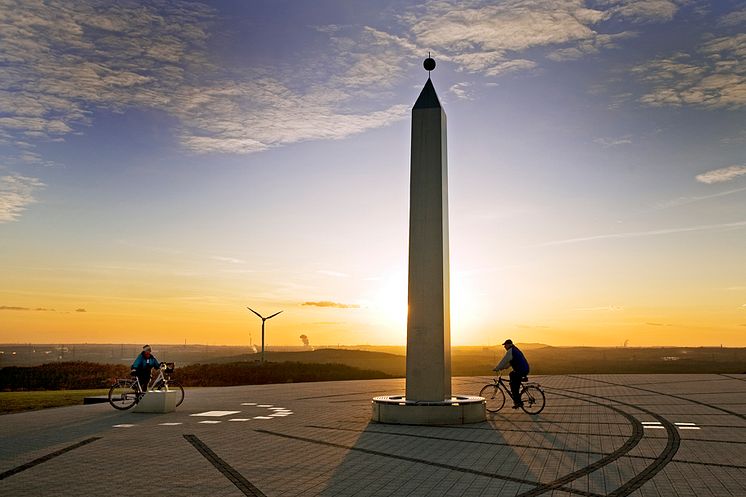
[246,307,283,363]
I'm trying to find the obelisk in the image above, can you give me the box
[371,57,484,424]
[405,56,451,402]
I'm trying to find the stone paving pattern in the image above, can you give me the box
[1,374,745,496]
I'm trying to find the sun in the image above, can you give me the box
[363,268,489,345]
[364,270,408,344]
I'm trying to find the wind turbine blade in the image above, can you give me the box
[246,307,264,319]
[266,310,283,320]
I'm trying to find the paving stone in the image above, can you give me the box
[1,374,745,496]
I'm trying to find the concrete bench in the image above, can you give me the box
[133,390,178,413]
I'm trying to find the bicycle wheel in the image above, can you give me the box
[520,385,546,415]
[479,383,506,413]
[153,381,185,407]
[108,381,139,410]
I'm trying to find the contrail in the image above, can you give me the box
[536,220,746,247]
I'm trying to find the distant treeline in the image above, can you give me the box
[0,362,130,391]
[453,346,746,376]
[175,361,391,387]
[0,360,392,391]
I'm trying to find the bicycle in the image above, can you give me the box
[479,371,546,415]
[108,362,185,410]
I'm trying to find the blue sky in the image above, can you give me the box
[1,0,745,346]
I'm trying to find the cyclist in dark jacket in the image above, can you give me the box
[493,339,530,408]
[131,345,159,393]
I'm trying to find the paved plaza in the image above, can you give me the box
[1,374,745,496]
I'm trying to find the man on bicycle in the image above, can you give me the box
[493,339,530,408]
[131,345,160,393]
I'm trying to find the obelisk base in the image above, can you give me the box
[371,395,485,425]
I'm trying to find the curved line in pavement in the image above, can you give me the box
[550,386,681,497]
[567,375,746,421]
[515,391,643,497]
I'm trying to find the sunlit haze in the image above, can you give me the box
[1,0,745,347]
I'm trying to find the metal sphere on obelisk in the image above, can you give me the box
[371,57,486,425]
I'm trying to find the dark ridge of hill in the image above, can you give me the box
[0,360,392,391]
[202,345,746,376]
[452,346,746,376]
[0,342,551,368]
[177,361,391,387]
[2,344,743,376]
[206,348,406,376]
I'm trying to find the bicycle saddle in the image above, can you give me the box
[521,376,529,382]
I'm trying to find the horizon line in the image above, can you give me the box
[0,342,743,349]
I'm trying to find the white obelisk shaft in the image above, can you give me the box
[405,78,451,402]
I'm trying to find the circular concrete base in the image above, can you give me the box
[371,395,485,425]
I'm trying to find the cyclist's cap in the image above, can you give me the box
[143,345,151,352]
[502,339,513,345]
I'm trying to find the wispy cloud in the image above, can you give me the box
[75,308,87,313]
[211,256,246,264]
[537,220,746,246]
[720,130,746,144]
[602,0,682,24]
[651,186,746,210]
[632,31,746,109]
[449,82,473,100]
[400,0,635,76]
[696,165,746,184]
[0,175,44,222]
[594,136,633,147]
[645,321,673,326]
[175,81,408,154]
[323,26,420,89]
[317,270,349,278]
[302,301,360,309]
[0,0,213,142]
[546,31,637,61]
[0,306,55,311]
[516,324,549,329]
[719,7,746,27]
[575,305,625,311]
[0,1,408,156]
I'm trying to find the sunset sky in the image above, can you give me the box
[1,0,745,347]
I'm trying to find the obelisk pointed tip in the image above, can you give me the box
[414,78,441,109]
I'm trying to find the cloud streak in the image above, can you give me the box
[0,1,408,156]
[0,306,55,311]
[393,0,689,78]
[594,136,633,147]
[449,82,473,100]
[302,301,360,309]
[651,186,746,210]
[0,175,44,222]
[537,220,746,246]
[317,270,349,278]
[603,0,681,24]
[575,305,625,311]
[696,165,746,184]
[632,32,746,109]
[211,256,246,264]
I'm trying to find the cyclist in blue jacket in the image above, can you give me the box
[493,339,530,408]
[131,345,160,393]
